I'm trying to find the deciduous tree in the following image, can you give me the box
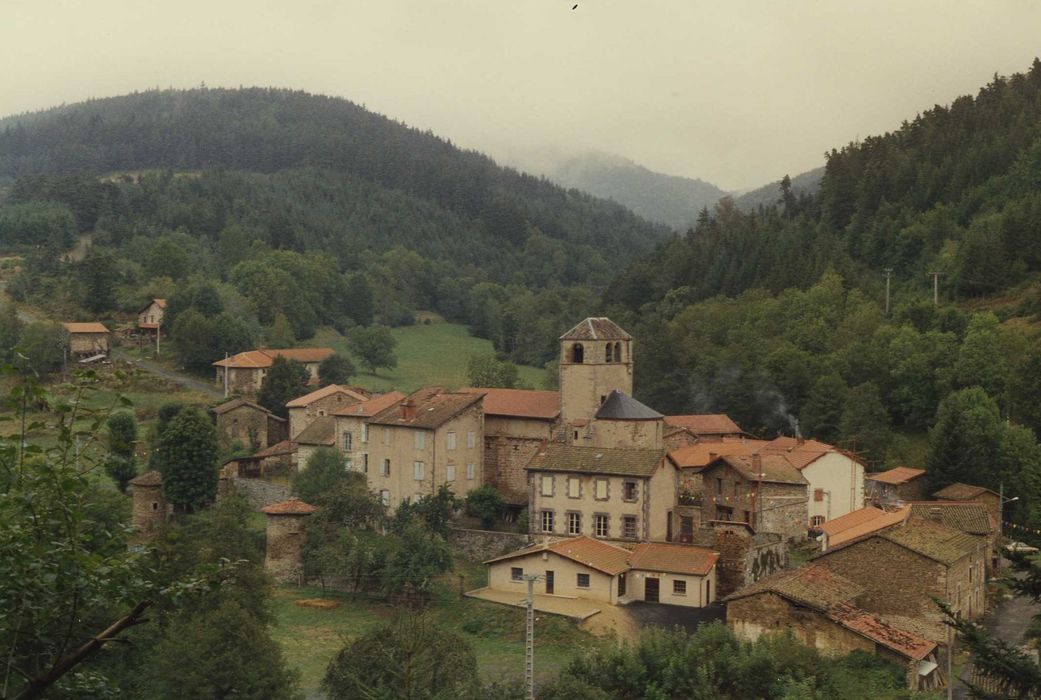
[257,356,309,418]
[349,325,397,375]
[157,407,219,514]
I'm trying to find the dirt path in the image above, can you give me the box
[62,233,92,263]
[111,348,223,399]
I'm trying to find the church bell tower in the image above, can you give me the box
[558,317,633,434]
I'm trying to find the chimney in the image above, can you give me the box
[929,506,943,523]
[401,398,416,421]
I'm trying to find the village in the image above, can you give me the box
[58,305,1014,695]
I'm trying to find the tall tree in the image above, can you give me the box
[157,407,219,514]
[349,325,397,375]
[257,356,310,418]
[927,387,1004,491]
[105,411,138,493]
[80,250,118,314]
[465,354,518,388]
[800,374,848,444]
[318,353,355,387]
[838,382,892,467]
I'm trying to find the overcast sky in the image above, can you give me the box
[2,1,1040,190]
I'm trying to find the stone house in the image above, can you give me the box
[212,347,335,396]
[225,439,297,478]
[689,521,788,597]
[457,387,560,510]
[62,322,110,357]
[757,437,865,528]
[330,391,407,476]
[933,483,1001,532]
[128,470,167,542]
[262,498,317,583]
[136,298,166,333]
[362,388,485,510]
[908,501,997,570]
[865,467,929,506]
[585,390,665,450]
[484,535,718,608]
[526,444,676,542]
[664,414,746,440]
[286,384,371,439]
[294,416,337,468]
[700,453,809,542]
[811,517,988,642]
[212,398,287,451]
[818,505,910,552]
[668,438,768,533]
[725,565,941,691]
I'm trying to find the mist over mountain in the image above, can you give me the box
[733,166,825,211]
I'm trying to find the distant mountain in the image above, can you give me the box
[733,166,825,211]
[528,152,728,230]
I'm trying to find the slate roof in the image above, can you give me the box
[908,502,994,536]
[526,444,664,478]
[333,391,407,418]
[285,384,370,408]
[820,506,910,548]
[63,322,109,334]
[933,483,998,501]
[485,536,631,575]
[559,317,631,341]
[628,543,719,576]
[128,470,162,487]
[594,390,663,421]
[713,453,808,485]
[294,416,336,446]
[866,466,927,485]
[261,497,317,515]
[458,387,560,420]
[826,603,937,661]
[725,564,864,608]
[212,397,272,416]
[213,347,335,368]
[664,414,744,436]
[368,387,483,430]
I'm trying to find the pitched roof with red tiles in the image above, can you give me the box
[724,564,864,608]
[559,317,631,341]
[628,543,719,576]
[485,536,631,575]
[665,414,745,436]
[285,384,370,409]
[820,506,910,548]
[252,440,296,458]
[368,388,483,430]
[933,483,999,501]
[757,436,864,470]
[213,348,335,368]
[827,603,937,660]
[261,497,317,515]
[458,387,560,420]
[333,391,407,418]
[866,466,927,485]
[715,453,808,485]
[63,322,109,334]
[668,439,764,469]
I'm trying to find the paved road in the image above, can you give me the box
[111,348,223,399]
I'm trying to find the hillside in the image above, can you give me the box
[535,151,728,230]
[733,166,824,211]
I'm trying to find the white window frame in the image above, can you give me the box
[446,431,457,450]
[540,510,555,533]
[466,462,475,480]
[361,424,369,443]
[343,432,353,452]
[594,514,609,538]
[446,463,456,482]
[414,431,426,450]
[467,431,476,449]
[567,511,581,535]
[413,461,425,481]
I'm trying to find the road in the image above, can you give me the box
[111,348,223,399]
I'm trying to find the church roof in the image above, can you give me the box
[559,317,631,341]
[594,390,663,421]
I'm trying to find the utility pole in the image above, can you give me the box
[523,573,541,700]
[928,271,942,307]
[883,268,893,316]
[155,321,160,357]
[223,352,229,398]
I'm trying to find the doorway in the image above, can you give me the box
[618,573,626,597]
[645,577,659,603]
[545,570,554,595]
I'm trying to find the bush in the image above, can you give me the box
[466,485,504,528]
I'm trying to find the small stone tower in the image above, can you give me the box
[128,470,167,542]
[559,317,634,437]
[262,498,317,584]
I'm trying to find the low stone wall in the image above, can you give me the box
[448,527,531,562]
[231,477,291,510]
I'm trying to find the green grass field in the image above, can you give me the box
[308,320,547,394]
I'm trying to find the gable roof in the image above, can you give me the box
[712,453,808,485]
[933,483,998,501]
[725,564,864,608]
[294,416,336,446]
[63,322,109,334]
[213,348,336,368]
[527,444,664,478]
[820,506,910,548]
[212,397,273,416]
[668,439,765,469]
[560,317,631,341]
[866,466,927,485]
[628,543,719,576]
[594,390,663,421]
[137,298,167,314]
[757,436,863,470]
[485,535,631,575]
[368,387,483,430]
[252,439,296,458]
[285,384,370,409]
[333,391,407,418]
[826,603,937,661]
[908,502,994,536]
[458,387,560,420]
[665,414,744,436]
[820,517,982,566]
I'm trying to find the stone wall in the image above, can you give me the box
[265,514,308,583]
[692,526,787,598]
[483,435,541,506]
[448,527,531,562]
[231,478,291,510]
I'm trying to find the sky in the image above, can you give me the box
[2,1,1041,190]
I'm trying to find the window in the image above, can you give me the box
[577,573,590,589]
[622,516,638,539]
[567,477,580,498]
[540,475,554,497]
[466,463,475,480]
[572,343,584,363]
[414,431,426,450]
[810,515,825,527]
[604,345,612,362]
[743,510,751,523]
[447,431,457,450]
[381,459,391,477]
[622,481,638,502]
[231,418,240,437]
[716,477,723,494]
[318,409,326,417]
[361,424,368,443]
[594,478,608,500]
[613,342,622,362]
[361,454,369,473]
[541,510,555,533]
[383,428,391,445]
[594,514,609,538]
[380,489,390,506]
[511,567,523,581]
[673,580,687,595]
[446,463,456,482]
[568,512,581,535]
[151,501,159,511]
[814,488,824,502]
[467,431,476,449]
[413,461,425,481]
[680,516,694,536]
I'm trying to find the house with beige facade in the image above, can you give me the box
[212,347,335,396]
[331,391,407,475]
[136,298,167,333]
[62,322,110,357]
[286,384,370,439]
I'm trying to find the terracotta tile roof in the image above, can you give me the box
[526,444,664,478]
[485,536,631,575]
[212,397,272,415]
[866,466,927,485]
[628,543,719,576]
[665,414,744,436]
[559,317,631,341]
[826,603,937,661]
[138,323,160,330]
[368,388,483,430]
[458,387,560,420]
[252,440,296,458]
[715,453,808,485]
[668,439,764,469]
[757,436,864,470]
[822,506,910,547]
[595,390,663,421]
[128,470,162,487]
[261,497,317,515]
[333,391,407,418]
[933,483,998,501]
[294,416,337,446]
[155,298,167,308]
[62,322,109,334]
[908,502,994,536]
[213,348,335,368]
[285,384,370,408]
[725,564,863,609]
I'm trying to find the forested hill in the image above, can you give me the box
[733,166,824,212]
